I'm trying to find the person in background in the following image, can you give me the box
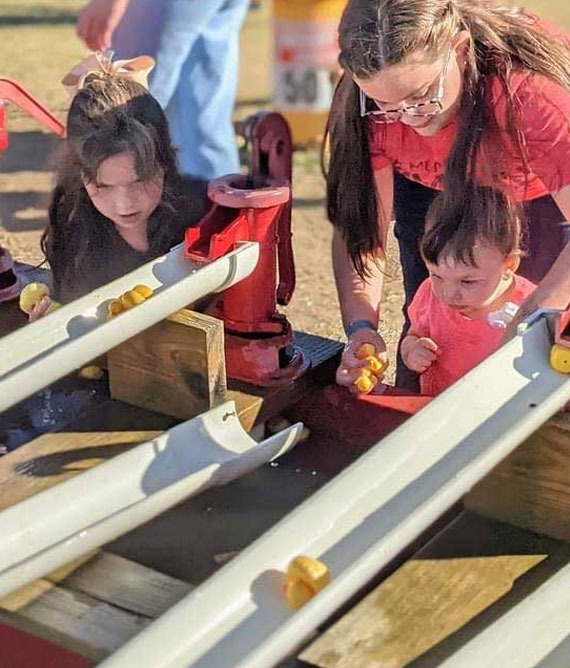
[76,0,250,183]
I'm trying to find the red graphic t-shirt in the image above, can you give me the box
[408,274,536,396]
[368,22,570,201]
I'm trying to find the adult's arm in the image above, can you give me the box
[495,74,570,328]
[77,0,131,51]
[514,184,570,323]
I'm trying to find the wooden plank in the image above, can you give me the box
[61,552,193,618]
[0,552,191,618]
[0,583,150,662]
[0,551,193,662]
[108,308,227,420]
[0,429,162,513]
[464,412,570,541]
[0,552,99,613]
[0,553,192,659]
[301,555,546,668]
[300,513,570,668]
[0,578,55,612]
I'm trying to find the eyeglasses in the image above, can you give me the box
[359,47,452,123]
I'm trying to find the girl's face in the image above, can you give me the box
[84,152,164,233]
[425,244,519,318]
[355,37,468,137]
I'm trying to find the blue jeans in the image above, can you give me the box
[112,0,249,180]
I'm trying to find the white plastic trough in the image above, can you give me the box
[0,401,302,598]
[0,241,259,414]
[439,561,570,668]
[100,315,570,668]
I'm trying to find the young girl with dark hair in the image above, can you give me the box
[327,0,570,391]
[401,186,535,395]
[39,65,206,310]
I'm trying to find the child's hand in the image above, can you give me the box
[403,337,440,373]
[28,295,53,322]
[336,328,388,388]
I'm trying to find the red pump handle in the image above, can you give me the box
[0,78,66,138]
[247,112,295,306]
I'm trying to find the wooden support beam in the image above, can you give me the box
[108,309,227,421]
[0,552,193,662]
[59,553,194,619]
[464,412,570,542]
[0,579,150,662]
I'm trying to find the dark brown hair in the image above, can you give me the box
[325,0,570,277]
[42,74,184,299]
[422,184,523,266]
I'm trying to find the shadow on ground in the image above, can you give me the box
[0,191,50,232]
[0,131,62,173]
[0,11,75,26]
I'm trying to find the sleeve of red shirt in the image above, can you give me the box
[406,278,432,338]
[368,121,392,171]
[511,74,570,193]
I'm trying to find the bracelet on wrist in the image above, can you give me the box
[344,319,377,338]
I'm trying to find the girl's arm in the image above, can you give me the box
[333,164,394,387]
[332,164,394,331]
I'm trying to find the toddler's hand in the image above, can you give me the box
[403,337,440,373]
[336,328,387,388]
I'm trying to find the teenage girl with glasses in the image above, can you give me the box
[327,0,570,391]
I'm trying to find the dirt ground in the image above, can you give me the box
[2,0,568,377]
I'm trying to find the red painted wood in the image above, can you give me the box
[0,622,94,668]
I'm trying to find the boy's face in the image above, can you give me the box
[425,244,519,318]
[84,152,164,233]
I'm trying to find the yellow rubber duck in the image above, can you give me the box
[283,555,330,609]
[550,343,570,374]
[107,284,154,319]
[352,343,388,394]
[19,282,60,316]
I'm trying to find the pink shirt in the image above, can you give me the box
[408,275,536,396]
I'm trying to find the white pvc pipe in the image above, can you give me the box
[536,635,570,668]
[439,562,570,668]
[0,241,259,414]
[99,317,570,668]
[0,401,302,598]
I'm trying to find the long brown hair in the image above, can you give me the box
[325,0,570,277]
[42,75,184,299]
